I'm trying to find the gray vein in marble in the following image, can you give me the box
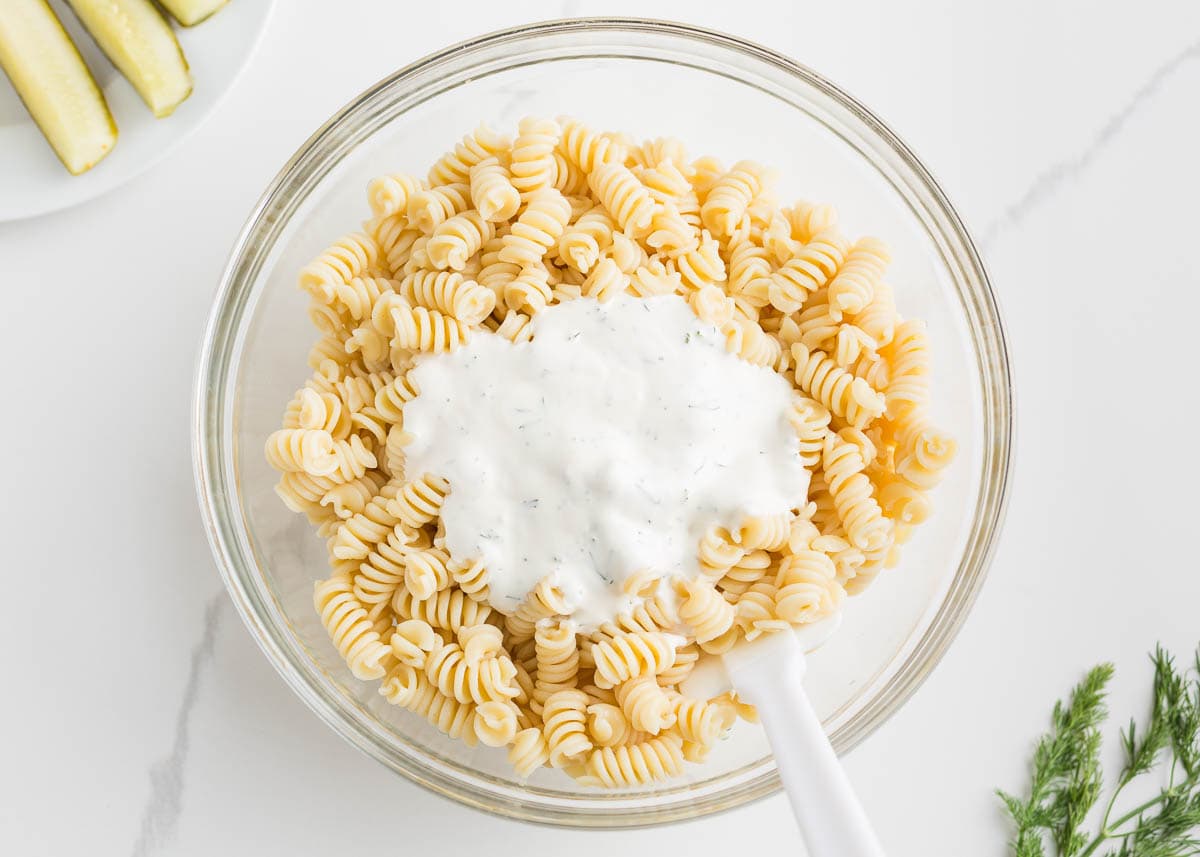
[981,35,1200,249]
[129,594,227,857]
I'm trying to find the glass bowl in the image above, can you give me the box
[193,18,1012,828]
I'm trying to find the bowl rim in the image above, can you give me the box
[193,16,1013,828]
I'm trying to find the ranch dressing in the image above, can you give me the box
[402,294,810,632]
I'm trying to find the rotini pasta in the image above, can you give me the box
[510,116,560,201]
[582,733,684,788]
[428,123,510,188]
[426,211,495,273]
[499,188,571,268]
[587,162,655,235]
[542,688,592,767]
[271,118,952,788]
[591,631,678,689]
[313,575,392,680]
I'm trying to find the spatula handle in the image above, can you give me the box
[733,643,886,856]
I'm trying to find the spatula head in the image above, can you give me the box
[679,612,843,701]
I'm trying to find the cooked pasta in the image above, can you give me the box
[582,733,684,788]
[768,231,847,313]
[591,631,678,689]
[701,161,769,238]
[509,727,551,777]
[510,116,560,201]
[424,641,518,705]
[313,576,392,680]
[791,343,887,429]
[270,118,953,788]
[532,621,580,712]
[426,211,495,273]
[615,676,676,734]
[823,430,892,556]
[385,473,450,528]
[542,689,592,767]
[427,124,510,188]
[827,237,890,319]
[300,233,379,303]
[504,575,569,642]
[380,664,477,744]
[367,173,424,220]
[390,302,471,353]
[587,162,655,235]
[393,586,493,633]
[676,578,737,645]
[402,546,452,600]
[474,700,520,747]
[586,702,632,748]
[499,188,571,267]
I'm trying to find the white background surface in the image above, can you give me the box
[2,1,1199,854]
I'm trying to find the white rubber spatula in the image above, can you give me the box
[681,614,885,856]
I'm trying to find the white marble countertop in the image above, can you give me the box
[3,1,1199,854]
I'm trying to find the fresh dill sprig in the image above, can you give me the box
[999,645,1200,857]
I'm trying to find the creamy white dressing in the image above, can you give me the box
[402,294,810,632]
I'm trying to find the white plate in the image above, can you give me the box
[0,0,274,222]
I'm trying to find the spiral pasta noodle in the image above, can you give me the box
[503,265,553,314]
[400,269,494,325]
[391,585,494,635]
[380,664,477,744]
[405,182,472,233]
[696,526,745,581]
[788,394,832,467]
[300,233,379,303]
[449,556,489,603]
[823,430,892,556]
[670,230,726,292]
[313,576,393,680]
[467,156,521,223]
[611,676,673,735]
[403,546,452,600]
[768,231,847,313]
[774,549,843,624]
[581,257,629,302]
[473,700,520,747]
[504,576,570,642]
[542,689,592,767]
[828,237,891,320]
[587,162,655,235]
[499,188,571,267]
[389,302,471,353]
[701,160,769,238]
[509,726,551,777]
[388,619,441,668]
[426,211,495,273]
[264,428,336,474]
[367,173,424,219]
[591,631,678,689]
[427,124,510,188]
[510,116,560,201]
[676,578,737,645]
[530,621,578,706]
[424,641,518,705]
[792,343,887,430]
[582,733,684,788]
[883,318,931,417]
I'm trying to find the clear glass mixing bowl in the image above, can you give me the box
[193,18,1012,827]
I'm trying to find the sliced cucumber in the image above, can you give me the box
[0,0,117,175]
[67,0,192,118]
[158,0,229,27]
